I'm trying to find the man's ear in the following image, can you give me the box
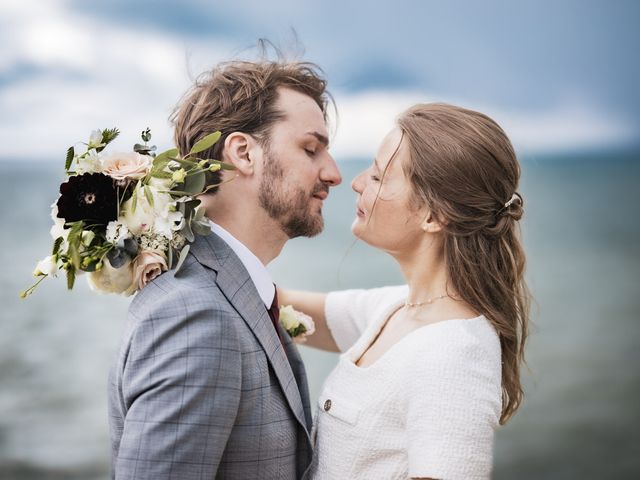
[421,210,443,233]
[223,132,255,175]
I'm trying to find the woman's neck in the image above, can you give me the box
[394,238,451,304]
[393,238,480,321]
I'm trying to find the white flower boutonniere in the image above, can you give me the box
[279,305,316,343]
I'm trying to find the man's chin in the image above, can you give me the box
[282,215,324,239]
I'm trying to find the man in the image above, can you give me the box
[108,60,341,479]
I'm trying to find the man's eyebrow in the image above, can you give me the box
[306,131,329,147]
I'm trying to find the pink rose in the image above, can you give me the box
[132,250,168,291]
[102,152,152,181]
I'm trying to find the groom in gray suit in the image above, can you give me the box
[108,60,341,479]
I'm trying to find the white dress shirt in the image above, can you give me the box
[209,221,275,307]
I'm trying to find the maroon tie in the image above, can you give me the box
[267,288,281,338]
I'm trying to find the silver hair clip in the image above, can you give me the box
[504,193,519,209]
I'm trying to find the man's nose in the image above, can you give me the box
[321,153,342,186]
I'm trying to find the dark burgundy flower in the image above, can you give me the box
[56,173,118,226]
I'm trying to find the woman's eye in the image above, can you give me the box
[370,175,380,182]
[305,149,316,156]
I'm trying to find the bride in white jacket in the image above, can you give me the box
[281,103,530,480]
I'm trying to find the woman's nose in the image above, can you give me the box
[351,171,365,193]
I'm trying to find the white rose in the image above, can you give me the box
[279,305,315,343]
[33,255,58,277]
[122,184,174,236]
[102,152,152,181]
[87,260,136,296]
[148,175,172,192]
[131,250,168,291]
[279,305,300,331]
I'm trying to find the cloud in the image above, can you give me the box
[329,90,638,160]
[0,0,636,163]
[0,0,236,161]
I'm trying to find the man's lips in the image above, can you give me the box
[312,190,329,201]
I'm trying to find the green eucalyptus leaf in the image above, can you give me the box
[183,171,206,195]
[171,157,198,169]
[150,170,173,180]
[66,222,84,269]
[66,267,76,290]
[181,221,194,242]
[143,185,154,207]
[189,131,221,156]
[174,244,190,275]
[154,148,179,165]
[52,237,63,256]
[65,147,75,171]
[134,143,156,155]
[192,219,212,236]
[130,187,138,213]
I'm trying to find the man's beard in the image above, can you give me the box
[258,149,327,239]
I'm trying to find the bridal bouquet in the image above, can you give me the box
[21,128,233,298]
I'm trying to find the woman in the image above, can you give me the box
[280,103,530,479]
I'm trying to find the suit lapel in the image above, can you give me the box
[278,323,313,430]
[190,233,311,437]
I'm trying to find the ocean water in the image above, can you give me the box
[1,152,639,479]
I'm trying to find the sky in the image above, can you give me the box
[1,0,639,162]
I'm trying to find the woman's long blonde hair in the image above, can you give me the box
[397,103,530,424]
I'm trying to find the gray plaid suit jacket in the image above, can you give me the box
[108,232,313,479]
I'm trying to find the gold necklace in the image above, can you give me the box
[404,294,450,308]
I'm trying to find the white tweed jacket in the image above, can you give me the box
[309,286,502,480]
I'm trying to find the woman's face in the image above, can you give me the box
[351,128,429,254]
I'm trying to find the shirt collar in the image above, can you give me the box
[209,221,275,307]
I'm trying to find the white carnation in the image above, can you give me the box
[106,221,130,244]
[76,151,102,174]
[154,208,184,240]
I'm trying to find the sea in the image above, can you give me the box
[1,151,639,479]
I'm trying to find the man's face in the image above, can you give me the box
[258,88,342,238]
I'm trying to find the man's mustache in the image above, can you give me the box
[312,183,330,196]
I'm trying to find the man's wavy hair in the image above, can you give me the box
[170,59,329,194]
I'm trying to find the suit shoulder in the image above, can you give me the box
[127,255,231,328]
[130,255,215,308]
